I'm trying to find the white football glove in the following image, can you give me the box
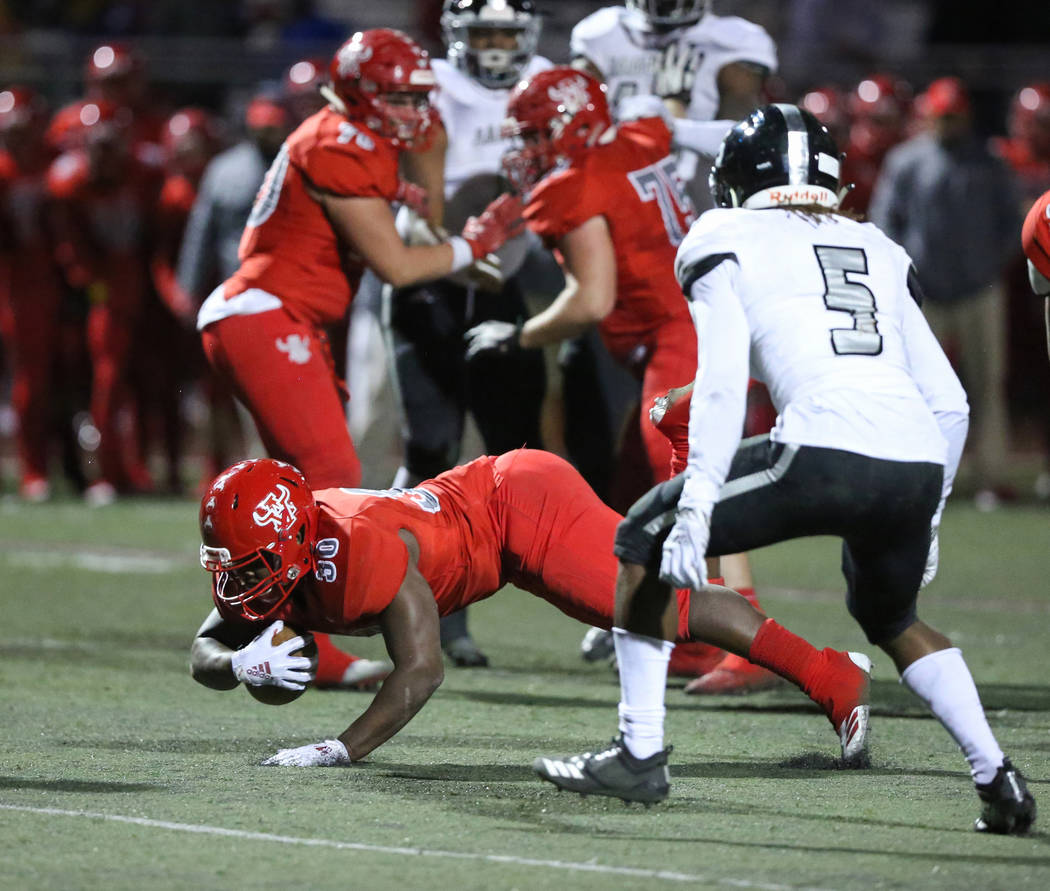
[261,739,350,767]
[920,525,939,589]
[659,507,711,590]
[653,42,700,100]
[230,619,313,690]
[464,320,521,360]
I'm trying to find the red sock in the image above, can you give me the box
[313,633,354,686]
[747,618,822,691]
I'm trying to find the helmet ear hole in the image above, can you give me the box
[296,526,306,545]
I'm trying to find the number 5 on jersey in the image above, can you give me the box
[814,245,883,356]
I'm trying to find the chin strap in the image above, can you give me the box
[319,84,346,115]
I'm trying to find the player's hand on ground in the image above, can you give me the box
[461,193,526,260]
[261,738,350,767]
[921,525,939,589]
[230,619,313,690]
[464,320,521,360]
[659,507,710,590]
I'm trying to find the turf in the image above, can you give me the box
[1,495,1048,889]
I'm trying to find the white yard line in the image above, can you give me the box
[0,803,828,890]
[1,549,182,574]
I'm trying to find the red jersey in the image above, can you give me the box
[262,457,504,635]
[46,149,161,298]
[524,117,695,347]
[224,107,400,327]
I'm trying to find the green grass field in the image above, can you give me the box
[1,494,1048,889]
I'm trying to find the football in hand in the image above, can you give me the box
[246,624,318,706]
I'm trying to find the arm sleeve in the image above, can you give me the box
[677,259,750,517]
[671,119,735,157]
[176,173,219,300]
[899,292,969,526]
[301,141,396,200]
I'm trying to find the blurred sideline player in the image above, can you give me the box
[995,84,1050,498]
[536,105,1035,836]
[0,87,65,502]
[1022,188,1050,360]
[140,109,223,494]
[466,68,774,690]
[196,29,524,689]
[383,0,551,667]
[190,452,871,768]
[46,102,162,504]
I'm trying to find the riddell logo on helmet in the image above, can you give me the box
[253,484,298,532]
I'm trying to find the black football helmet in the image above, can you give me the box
[710,104,844,210]
[441,0,541,89]
[626,0,708,30]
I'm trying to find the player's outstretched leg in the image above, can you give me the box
[688,588,872,764]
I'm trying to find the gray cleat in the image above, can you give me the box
[534,737,671,804]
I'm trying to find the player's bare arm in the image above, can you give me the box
[312,185,522,289]
[311,189,458,287]
[715,61,767,121]
[400,118,448,229]
[336,529,444,761]
[189,608,254,690]
[517,216,617,348]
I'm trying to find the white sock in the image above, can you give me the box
[613,627,674,760]
[900,647,1005,784]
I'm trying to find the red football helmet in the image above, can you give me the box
[325,29,436,148]
[501,67,612,191]
[0,86,47,133]
[284,57,328,121]
[800,85,849,149]
[1010,82,1050,159]
[85,42,142,83]
[199,459,318,622]
[162,107,221,175]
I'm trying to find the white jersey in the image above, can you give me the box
[673,208,969,518]
[570,7,776,120]
[431,56,552,196]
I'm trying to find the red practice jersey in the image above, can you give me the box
[224,106,400,326]
[523,117,695,348]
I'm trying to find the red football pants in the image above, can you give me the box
[491,449,692,640]
[604,317,698,484]
[1,254,62,482]
[201,307,361,489]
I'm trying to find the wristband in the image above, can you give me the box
[448,236,475,273]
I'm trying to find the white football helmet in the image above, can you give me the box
[625,0,708,30]
[441,0,541,89]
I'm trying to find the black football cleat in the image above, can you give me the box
[534,737,671,804]
[974,758,1036,835]
[443,635,489,668]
